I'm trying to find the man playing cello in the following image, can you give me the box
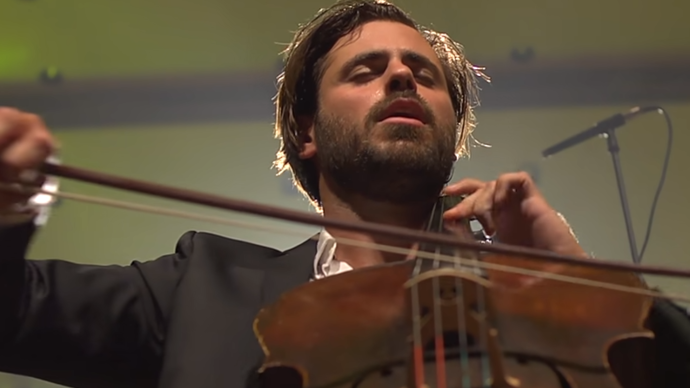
[0,0,688,387]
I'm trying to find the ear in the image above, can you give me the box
[297,115,317,160]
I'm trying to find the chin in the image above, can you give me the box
[372,131,432,152]
[368,142,423,161]
[376,120,427,136]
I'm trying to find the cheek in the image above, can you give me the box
[431,95,457,126]
[322,87,382,121]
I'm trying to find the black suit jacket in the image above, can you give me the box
[0,222,689,388]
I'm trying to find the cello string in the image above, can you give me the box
[430,200,447,388]
[458,224,491,385]
[470,230,491,385]
[411,199,439,388]
[409,200,433,388]
[453,247,471,388]
[456,288,472,388]
[475,251,491,386]
[2,182,690,303]
[442,208,473,387]
[411,257,425,388]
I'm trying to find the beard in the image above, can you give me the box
[314,91,457,205]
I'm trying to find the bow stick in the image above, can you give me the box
[23,161,689,280]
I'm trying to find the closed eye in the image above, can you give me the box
[414,70,435,85]
[349,66,384,83]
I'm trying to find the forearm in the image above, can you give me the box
[0,188,51,341]
[0,220,37,340]
[0,218,188,387]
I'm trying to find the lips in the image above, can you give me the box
[378,99,427,124]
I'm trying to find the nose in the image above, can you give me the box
[385,60,417,94]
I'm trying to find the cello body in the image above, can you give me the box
[253,197,655,388]
[253,255,653,388]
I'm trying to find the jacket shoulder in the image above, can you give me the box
[176,231,315,269]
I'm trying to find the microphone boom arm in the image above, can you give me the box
[541,106,661,265]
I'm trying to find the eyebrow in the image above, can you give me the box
[339,49,443,79]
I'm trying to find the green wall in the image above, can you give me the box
[1,0,688,82]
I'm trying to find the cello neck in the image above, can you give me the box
[415,195,485,272]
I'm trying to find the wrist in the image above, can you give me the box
[0,175,59,228]
[0,155,60,228]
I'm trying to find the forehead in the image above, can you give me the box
[323,20,442,72]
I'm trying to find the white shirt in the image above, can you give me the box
[313,229,352,279]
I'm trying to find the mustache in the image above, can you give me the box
[365,90,435,126]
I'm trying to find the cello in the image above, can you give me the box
[254,195,655,388]
[4,161,690,388]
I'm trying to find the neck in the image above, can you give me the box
[319,176,437,270]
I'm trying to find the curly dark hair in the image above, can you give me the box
[273,0,488,209]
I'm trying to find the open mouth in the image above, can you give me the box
[378,99,427,125]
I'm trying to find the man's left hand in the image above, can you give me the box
[442,172,588,258]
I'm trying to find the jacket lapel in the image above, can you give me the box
[158,234,317,388]
[261,236,318,307]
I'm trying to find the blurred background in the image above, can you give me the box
[1,0,688,387]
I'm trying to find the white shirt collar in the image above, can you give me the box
[313,229,353,280]
[312,228,490,280]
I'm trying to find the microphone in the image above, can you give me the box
[541,106,657,158]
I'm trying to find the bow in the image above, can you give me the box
[0,160,687,304]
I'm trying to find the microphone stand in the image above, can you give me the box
[603,127,640,264]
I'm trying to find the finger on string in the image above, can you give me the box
[470,181,497,236]
[442,191,496,236]
[442,190,478,221]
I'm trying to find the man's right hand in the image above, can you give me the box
[0,107,57,212]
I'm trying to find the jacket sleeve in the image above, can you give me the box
[0,221,194,388]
